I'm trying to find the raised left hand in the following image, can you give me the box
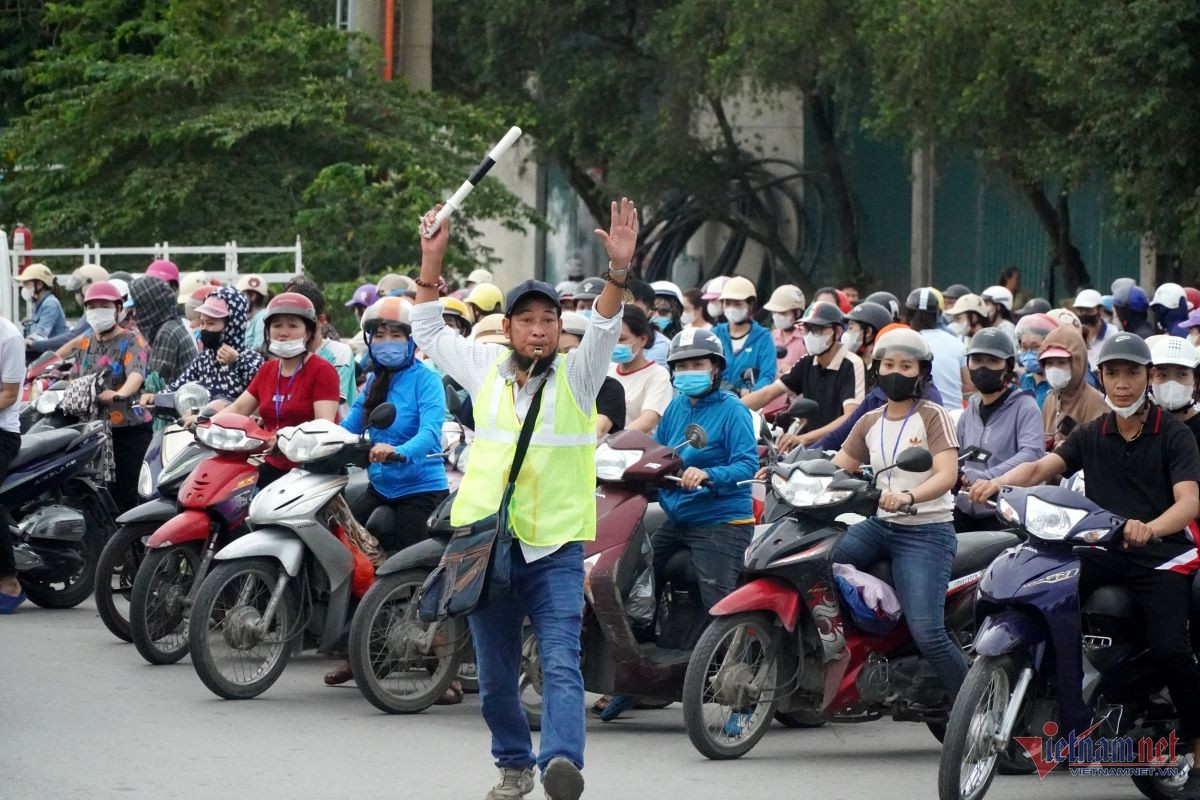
[593,197,639,268]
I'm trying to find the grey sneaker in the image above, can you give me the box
[485,767,536,800]
[542,757,584,800]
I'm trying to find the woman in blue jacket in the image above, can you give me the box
[712,276,776,395]
[342,296,448,555]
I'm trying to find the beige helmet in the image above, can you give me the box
[1045,307,1082,330]
[376,273,415,297]
[177,272,212,303]
[472,313,509,346]
[16,263,55,288]
[763,284,807,313]
[719,276,757,302]
[467,268,494,285]
[61,263,109,292]
[946,293,989,317]
[561,311,589,338]
[236,274,269,298]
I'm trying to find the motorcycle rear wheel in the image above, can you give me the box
[94,523,151,642]
[349,569,465,714]
[682,612,781,760]
[130,542,202,665]
[189,557,297,700]
[22,535,99,609]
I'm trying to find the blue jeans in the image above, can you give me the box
[651,522,753,611]
[469,542,585,773]
[831,517,968,695]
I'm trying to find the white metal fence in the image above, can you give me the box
[0,230,303,324]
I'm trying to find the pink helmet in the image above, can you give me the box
[701,275,731,300]
[146,259,180,283]
[84,281,124,304]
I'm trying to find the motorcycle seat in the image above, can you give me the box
[864,529,1021,588]
[664,550,697,587]
[10,428,83,470]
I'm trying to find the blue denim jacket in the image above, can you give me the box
[25,295,68,341]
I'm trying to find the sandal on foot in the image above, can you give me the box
[435,681,464,705]
[590,694,613,715]
[598,694,636,722]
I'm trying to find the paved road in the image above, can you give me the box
[3,600,1143,800]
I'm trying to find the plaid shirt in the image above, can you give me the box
[147,318,198,385]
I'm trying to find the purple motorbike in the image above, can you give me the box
[938,484,1193,800]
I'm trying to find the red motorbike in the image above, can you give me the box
[128,414,271,664]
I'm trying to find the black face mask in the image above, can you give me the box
[877,371,919,401]
[199,329,223,351]
[969,366,1007,394]
[1077,313,1100,327]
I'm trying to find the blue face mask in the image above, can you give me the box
[1018,350,1041,374]
[611,344,635,365]
[673,371,713,397]
[578,309,593,319]
[652,316,671,330]
[372,339,416,369]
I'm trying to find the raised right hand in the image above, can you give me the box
[419,204,451,261]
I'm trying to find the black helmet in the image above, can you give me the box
[1096,332,1151,367]
[846,301,892,334]
[905,287,942,313]
[799,300,845,327]
[863,291,900,321]
[574,276,606,301]
[943,283,973,301]
[667,328,726,370]
[1016,297,1052,317]
[966,327,1016,360]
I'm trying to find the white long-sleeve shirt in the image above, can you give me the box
[410,300,623,560]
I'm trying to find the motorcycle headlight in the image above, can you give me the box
[772,472,834,507]
[1024,496,1088,541]
[174,382,210,417]
[35,390,62,415]
[595,443,642,482]
[276,428,344,463]
[138,462,153,499]
[195,424,261,453]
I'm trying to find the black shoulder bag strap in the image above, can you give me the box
[504,379,547,501]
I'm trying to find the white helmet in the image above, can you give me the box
[651,280,684,305]
[981,285,1014,311]
[1150,335,1199,369]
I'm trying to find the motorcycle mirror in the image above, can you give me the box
[741,367,758,385]
[368,402,397,429]
[684,424,708,450]
[787,398,820,418]
[895,447,933,473]
[444,384,462,414]
[959,446,991,465]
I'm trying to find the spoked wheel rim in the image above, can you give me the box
[109,541,143,616]
[519,630,542,719]
[959,667,1010,799]
[142,549,198,649]
[200,567,289,688]
[364,580,458,700]
[696,620,777,749]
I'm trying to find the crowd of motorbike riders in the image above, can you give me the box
[10,236,1200,793]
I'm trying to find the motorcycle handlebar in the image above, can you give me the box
[385,452,406,463]
[897,503,918,515]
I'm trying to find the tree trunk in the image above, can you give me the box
[807,90,861,278]
[561,156,611,233]
[1021,183,1090,295]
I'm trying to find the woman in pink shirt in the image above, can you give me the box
[762,285,808,418]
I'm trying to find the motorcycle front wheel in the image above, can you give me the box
[938,654,1024,800]
[189,557,297,699]
[682,612,780,760]
[130,542,202,664]
[349,569,465,714]
[93,523,152,642]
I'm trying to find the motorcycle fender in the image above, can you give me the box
[377,536,448,576]
[974,610,1047,663]
[116,498,176,526]
[214,527,305,577]
[146,509,211,549]
[710,577,802,632]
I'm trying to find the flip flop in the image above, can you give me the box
[0,591,26,615]
[591,695,613,715]
[435,682,464,706]
[597,694,636,722]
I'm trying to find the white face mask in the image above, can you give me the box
[269,337,307,358]
[680,311,695,326]
[85,307,117,333]
[1153,380,1194,411]
[1105,392,1146,419]
[706,301,724,320]
[1045,366,1072,390]
[724,306,749,325]
[840,329,862,352]
[772,312,795,331]
[950,320,969,338]
[804,331,832,356]
[20,287,35,302]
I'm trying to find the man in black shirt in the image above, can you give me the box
[561,311,625,436]
[971,333,1200,781]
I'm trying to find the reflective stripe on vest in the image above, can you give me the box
[450,353,597,546]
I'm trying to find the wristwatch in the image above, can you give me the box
[606,262,633,302]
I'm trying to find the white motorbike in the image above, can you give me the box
[187,403,397,700]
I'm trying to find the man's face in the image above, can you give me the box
[1075,306,1101,333]
[842,287,860,304]
[503,298,561,360]
[1101,361,1148,408]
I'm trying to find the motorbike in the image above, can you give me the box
[20,353,75,433]
[937,485,1194,800]
[128,410,269,664]
[6,420,118,607]
[188,404,397,699]
[680,447,1023,759]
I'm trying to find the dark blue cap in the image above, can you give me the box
[505,279,562,317]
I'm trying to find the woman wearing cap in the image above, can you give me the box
[18,263,67,348]
[831,327,970,697]
[608,307,672,434]
[1014,312,1060,408]
[763,284,808,370]
[29,264,108,355]
[55,281,151,512]
[1037,325,1106,449]
[216,292,341,487]
[239,274,271,352]
[954,328,1045,528]
[944,293,989,342]
[712,276,775,395]
[1150,336,1200,443]
[649,281,684,338]
[128,276,197,389]
[142,286,264,418]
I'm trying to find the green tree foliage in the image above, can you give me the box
[0,0,533,282]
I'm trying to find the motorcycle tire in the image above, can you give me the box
[189,557,297,700]
[93,523,152,642]
[130,543,202,665]
[938,654,1023,800]
[22,534,100,609]
[774,710,827,729]
[349,569,465,714]
[1132,770,1195,800]
[682,612,781,760]
[519,626,542,732]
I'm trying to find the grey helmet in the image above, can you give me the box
[846,301,892,335]
[1016,297,1052,317]
[574,276,606,301]
[667,327,726,371]
[1096,331,1152,367]
[943,283,973,302]
[967,327,1017,360]
[864,291,901,321]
